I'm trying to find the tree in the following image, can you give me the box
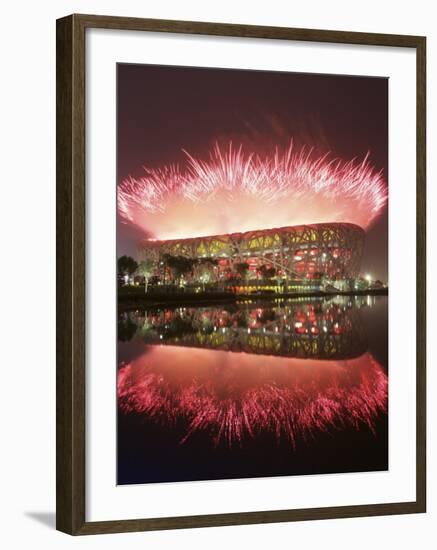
[195,257,218,290]
[136,259,155,293]
[198,257,218,269]
[257,264,268,280]
[234,262,250,282]
[117,255,138,285]
[162,254,195,286]
[258,264,277,281]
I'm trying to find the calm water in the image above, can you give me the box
[117,295,388,484]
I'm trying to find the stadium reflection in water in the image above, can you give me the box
[117,296,388,484]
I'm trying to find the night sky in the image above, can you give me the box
[117,64,388,282]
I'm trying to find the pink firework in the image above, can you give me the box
[118,346,388,448]
[118,142,387,240]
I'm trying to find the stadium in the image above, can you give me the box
[139,222,365,291]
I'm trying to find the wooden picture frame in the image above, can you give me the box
[56,13,426,535]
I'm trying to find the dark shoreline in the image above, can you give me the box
[118,287,388,311]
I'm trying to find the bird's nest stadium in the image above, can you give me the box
[139,222,365,289]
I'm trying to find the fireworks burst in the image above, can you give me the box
[118,142,387,240]
[118,347,387,448]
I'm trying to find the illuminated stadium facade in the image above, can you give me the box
[139,222,365,290]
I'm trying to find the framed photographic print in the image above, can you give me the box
[56,14,426,535]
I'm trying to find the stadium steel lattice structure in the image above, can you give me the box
[139,222,365,283]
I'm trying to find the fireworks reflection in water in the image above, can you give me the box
[118,298,387,449]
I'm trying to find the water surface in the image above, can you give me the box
[117,295,388,484]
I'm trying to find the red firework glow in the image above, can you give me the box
[118,346,387,448]
[118,143,387,240]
